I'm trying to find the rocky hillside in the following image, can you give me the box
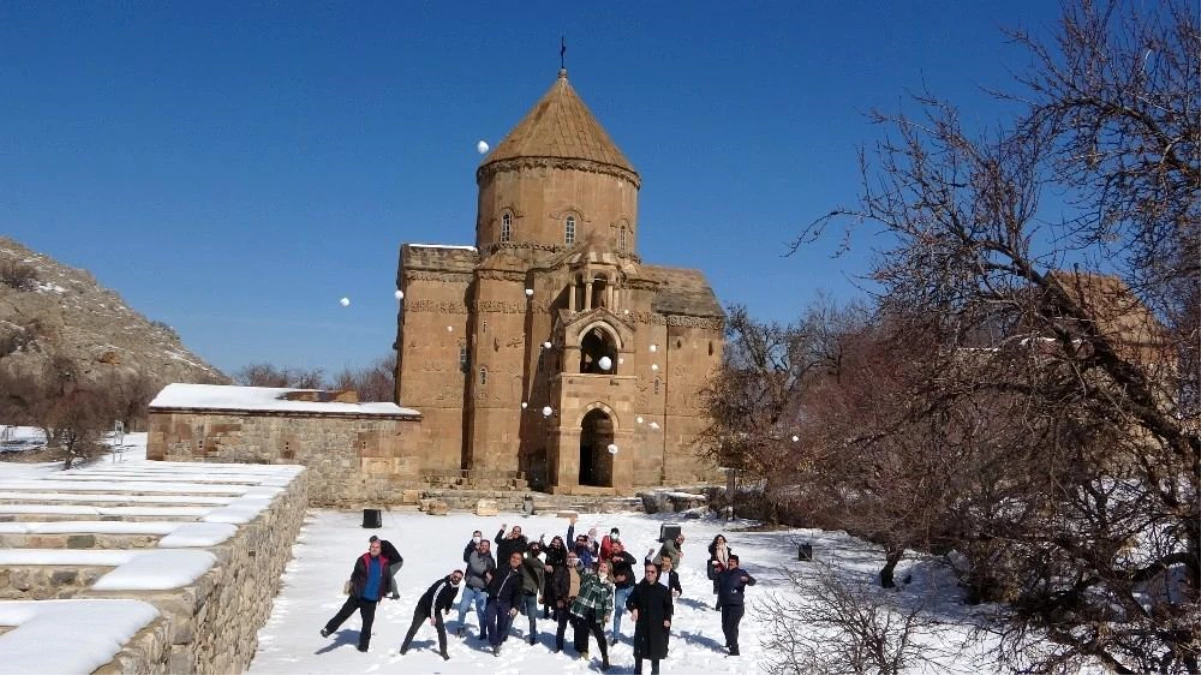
[0,237,227,386]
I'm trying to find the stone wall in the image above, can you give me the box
[148,409,420,508]
[0,462,308,675]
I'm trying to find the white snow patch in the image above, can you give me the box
[408,244,478,251]
[149,383,420,417]
[0,521,183,535]
[0,492,233,505]
[158,522,238,548]
[0,599,159,675]
[92,550,217,591]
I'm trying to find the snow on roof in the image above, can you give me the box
[158,523,238,548]
[149,383,421,417]
[0,549,217,590]
[0,492,234,505]
[0,504,210,517]
[0,521,185,535]
[408,244,478,251]
[0,599,160,675]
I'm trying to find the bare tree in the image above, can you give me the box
[234,362,325,389]
[761,562,948,675]
[796,2,1199,671]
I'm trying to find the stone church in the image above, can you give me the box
[395,68,724,495]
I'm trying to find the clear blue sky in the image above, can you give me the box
[0,1,1063,376]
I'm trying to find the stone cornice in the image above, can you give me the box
[151,406,422,421]
[477,156,641,188]
[405,271,474,283]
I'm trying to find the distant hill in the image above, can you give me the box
[0,236,227,386]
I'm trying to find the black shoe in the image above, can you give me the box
[478,632,488,641]
[492,644,501,657]
[456,626,465,637]
[441,651,450,661]
[601,659,611,671]
[320,628,330,638]
[528,636,537,646]
[357,645,368,653]
[729,647,740,656]
[399,647,408,656]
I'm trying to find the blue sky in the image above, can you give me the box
[0,1,1064,376]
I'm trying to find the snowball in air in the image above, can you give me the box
[477,140,490,154]
[394,290,404,300]
[521,402,528,409]
[636,416,644,424]
[650,344,658,352]
[598,356,613,371]
[649,421,660,430]
[339,297,350,307]
[542,341,552,349]
[447,326,453,332]
[525,288,534,297]
[607,443,619,455]
[792,435,800,443]
[542,406,553,417]
[651,363,659,371]
[618,357,624,365]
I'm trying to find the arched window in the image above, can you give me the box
[500,213,512,242]
[618,226,627,251]
[565,216,576,245]
[479,367,488,386]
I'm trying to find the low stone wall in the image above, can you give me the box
[89,469,310,674]
[0,462,309,675]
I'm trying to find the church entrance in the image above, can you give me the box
[579,409,614,487]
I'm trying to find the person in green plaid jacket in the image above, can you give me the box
[570,558,614,670]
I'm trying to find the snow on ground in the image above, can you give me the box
[246,511,996,675]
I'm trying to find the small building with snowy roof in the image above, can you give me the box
[147,383,427,507]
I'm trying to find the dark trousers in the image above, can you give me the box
[485,598,514,647]
[324,596,378,649]
[400,610,447,655]
[554,605,573,651]
[634,654,661,675]
[571,611,609,661]
[721,603,745,651]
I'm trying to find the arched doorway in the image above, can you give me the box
[579,408,614,487]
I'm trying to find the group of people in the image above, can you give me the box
[319,518,756,674]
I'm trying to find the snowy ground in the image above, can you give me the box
[245,509,1000,675]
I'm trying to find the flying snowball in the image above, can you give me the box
[618,357,624,365]
[607,443,619,455]
[598,356,612,371]
[339,297,350,307]
[542,341,552,349]
[477,140,490,154]
[792,435,800,443]
[650,344,658,353]
[651,363,659,371]
[394,290,404,300]
[525,288,534,297]
[521,401,528,409]
[542,406,553,417]
[649,421,660,430]
[447,326,453,332]
[636,416,644,424]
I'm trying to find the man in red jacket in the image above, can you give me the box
[320,539,392,652]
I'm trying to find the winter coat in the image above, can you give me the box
[486,564,524,607]
[415,575,460,617]
[348,552,392,601]
[495,529,528,565]
[707,543,734,580]
[520,552,545,596]
[378,539,404,597]
[716,567,756,607]
[626,578,674,660]
[464,549,496,591]
[566,524,597,569]
[609,551,638,589]
[654,538,683,566]
[570,569,614,622]
[549,564,576,607]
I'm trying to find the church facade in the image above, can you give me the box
[395,68,724,495]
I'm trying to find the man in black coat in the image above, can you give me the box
[495,522,528,565]
[716,554,756,656]
[320,539,393,652]
[627,561,673,675]
[399,569,463,660]
[608,541,639,641]
[484,551,525,656]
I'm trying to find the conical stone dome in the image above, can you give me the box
[479,69,638,186]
